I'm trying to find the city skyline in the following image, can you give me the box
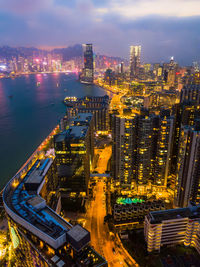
[2,1,200,266]
[0,0,200,64]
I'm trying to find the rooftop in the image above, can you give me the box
[3,144,107,266]
[54,132,66,143]
[149,204,200,224]
[66,224,90,252]
[27,195,45,208]
[67,224,89,243]
[54,126,89,143]
[67,126,88,139]
[72,113,93,126]
[25,159,51,185]
[64,95,109,108]
[3,157,72,248]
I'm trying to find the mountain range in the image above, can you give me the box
[0,44,124,62]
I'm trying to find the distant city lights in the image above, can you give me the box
[0,64,7,71]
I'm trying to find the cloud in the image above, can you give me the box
[0,0,199,18]
[0,0,51,15]
[105,0,200,18]
[0,0,200,64]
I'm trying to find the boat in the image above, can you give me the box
[8,95,13,99]
[64,89,67,92]
[63,96,77,106]
[80,79,93,85]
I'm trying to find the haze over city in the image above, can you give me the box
[0,0,200,64]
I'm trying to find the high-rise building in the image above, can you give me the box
[135,113,158,185]
[154,111,174,186]
[111,110,174,188]
[167,68,176,87]
[120,62,124,74]
[144,204,200,254]
[70,113,94,164]
[175,125,200,207]
[170,103,200,176]
[180,84,200,105]
[64,95,110,132]
[111,114,136,187]
[153,63,162,80]
[129,45,141,79]
[104,68,115,85]
[54,124,92,194]
[81,44,94,84]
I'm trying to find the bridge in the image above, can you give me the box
[90,173,110,178]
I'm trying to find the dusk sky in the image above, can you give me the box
[0,0,200,64]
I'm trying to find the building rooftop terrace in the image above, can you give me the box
[149,204,200,224]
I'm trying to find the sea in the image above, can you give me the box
[0,73,107,190]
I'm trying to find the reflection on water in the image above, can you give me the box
[0,73,106,190]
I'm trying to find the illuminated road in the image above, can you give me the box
[95,146,112,174]
[87,144,138,266]
[85,181,137,267]
[0,230,12,265]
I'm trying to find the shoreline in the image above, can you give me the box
[0,125,59,194]
[0,71,78,80]
[94,81,115,97]
[0,78,107,194]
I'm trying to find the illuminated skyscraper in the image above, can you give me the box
[54,123,91,194]
[180,84,200,105]
[81,44,94,84]
[129,45,141,79]
[154,111,174,186]
[135,113,156,185]
[175,125,200,207]
[111,114,136,187]
[111,111,173,188]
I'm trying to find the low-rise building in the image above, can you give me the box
[144,203,200,254]
[113,198,165,231]
[3,152,107,266]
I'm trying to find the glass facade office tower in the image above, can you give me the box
[129,45,141,79]
[81,44,94,84]
[54,125,91,194]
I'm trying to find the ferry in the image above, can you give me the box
[80,80,93,85]
[63,96,77,106]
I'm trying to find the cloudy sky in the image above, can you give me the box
[0,0,200,64]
